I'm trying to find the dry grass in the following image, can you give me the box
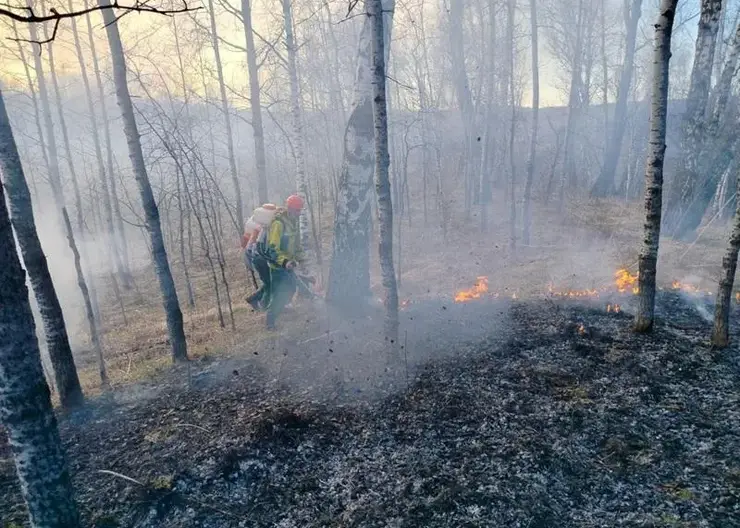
[68,194,736,396]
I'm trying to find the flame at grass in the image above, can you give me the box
[615,269,639,294]
[454,276,489,303]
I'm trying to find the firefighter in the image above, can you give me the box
[262,194,305,330]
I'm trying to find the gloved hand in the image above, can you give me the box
[285,260,297,270]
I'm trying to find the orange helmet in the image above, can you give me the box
[286,194,304,212]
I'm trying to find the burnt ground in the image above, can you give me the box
[1,293,740,527]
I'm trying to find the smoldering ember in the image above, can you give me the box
[1,0,740,527]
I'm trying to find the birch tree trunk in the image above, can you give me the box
[665,0,723,237]
[70,2,129,308]
[98,0,188,361]
[507,0,518,252]
[11,21,50,176]
[43,12,84,231]
[671,20,740,237]
[0,89,82,528]
[711,165,740,347]
[13,35,86,411]
[478,0,496,233]
[27,16,64,212]
[635,0,679,333]
[241,0,269,204]
[207,0,244,231]
[43,28,106,386]
[84,0,132,283]
[326,0,394,308]
[369,0,399,347]
[41,9,99,329]
[522,0,539,246]
[592,0,643,197]
[282,0,311,254]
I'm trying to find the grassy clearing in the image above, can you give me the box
[67,194,736,396]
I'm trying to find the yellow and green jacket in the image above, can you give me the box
[258,209,302,269]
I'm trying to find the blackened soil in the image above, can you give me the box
[1,294,739,527]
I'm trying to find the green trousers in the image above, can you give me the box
[266,268,296,327]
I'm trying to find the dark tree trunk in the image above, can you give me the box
[99,0,188,361]
[62,209,108,388]
[0,90,81,528]
[0,87,84,410]
[635,0,678,333]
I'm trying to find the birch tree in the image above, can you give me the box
[670,18,740,238]
[0,86,81,528]
[326,0,394,308]
[207,0,244,230]
[241,0,269,204]
[282,0,311,254]
[368,0,399,346]
[522,0,539,246]
[591,0,643,197]
[8,26,86,410]
[634,0,679,333]
[84,0,133,285]
[507,0,517,251]
[665,0,723,237]
[711,163,740,347]
[98,0,188,362]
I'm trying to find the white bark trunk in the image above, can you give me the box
[635,0,679,333]
[667,0,723,236]
[282,0,311,255]
[507,0,517,252]
[326,0,394,307]
[711,163,740,347]
[369,0,399,347]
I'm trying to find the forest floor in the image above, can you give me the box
[1,293,739,527]
[2,196,740,526]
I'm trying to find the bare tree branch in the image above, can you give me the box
[1,0,200,43]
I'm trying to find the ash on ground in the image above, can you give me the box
[1,293,739,527]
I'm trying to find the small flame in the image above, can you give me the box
[512,292,518,300]
[577,323,586,335]
[606,303,621,313]
[400,299,411,309]
[615,269,638,293]
[736,292,740,303]
[454,276,489,303]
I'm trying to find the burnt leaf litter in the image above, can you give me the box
[1,292,739,527]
